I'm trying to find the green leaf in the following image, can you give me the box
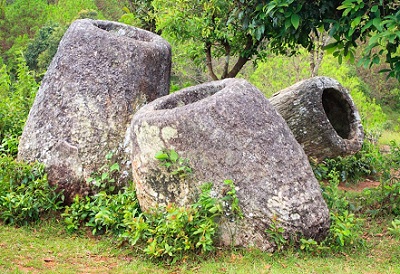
[155,151,168,160]
[169,149,179,162]
[110,163,120,172]
[105,152,113,160]
[101,172,109,181]
[351,16,361,29]
[264,3,277,15]
[291,14,300,29]
[372,17,382,31]
[285,18,291,30]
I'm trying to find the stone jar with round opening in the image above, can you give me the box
[18,19,172,202]
[269,76,364,160]
[130,78,330,251]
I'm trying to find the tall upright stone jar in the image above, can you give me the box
[18,19,172,202]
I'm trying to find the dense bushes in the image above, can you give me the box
[0,156,63,225]
[312,140,384,183]
[0,139,399,260]
[61,181,226,259]
[61,151,227,260]
[0,57,38,157]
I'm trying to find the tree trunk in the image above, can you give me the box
[309,30,330,77]
[269,77,364,160]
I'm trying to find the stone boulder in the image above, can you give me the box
[18,19,171,202]
[270,77,364,160]
[130,78,330,251]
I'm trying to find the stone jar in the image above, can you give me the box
[270,76,364,160]
[18,19,171,202]
[130,78,330,251]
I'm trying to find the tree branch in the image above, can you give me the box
[205,41,219,80]
[205,42,219,80]
[221,41,231,79]
[226,36,256,78]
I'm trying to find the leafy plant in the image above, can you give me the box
[362,179,400,216]
[264,215,289,251]
[63,148,248,261]
[299,238,328,254]
[154,149,192,178]
[312,141,383,184]
[320,170,364,251]
[0,156,63,225]
[388,219,400,239]
[320,169,349,211]
[62,186,139,235]
[122,182,222,260]
[327,210,363,249]
[0,135,19,157]
[87,151,120,193]
[221,179,243,221]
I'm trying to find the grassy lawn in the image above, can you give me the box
[0,214,399,273]
[379,130,400,146]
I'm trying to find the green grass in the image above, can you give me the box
[379,130,400,146]
[0,214,399,273]
[378,105,400,146]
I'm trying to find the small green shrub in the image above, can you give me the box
[265,216,290,251]
[154,149,192,178]
[87,151,121,194]
[62,149,245,261]
[312,141,383,184]
[221,179,243,220]
[121,182,222,260]
[63,181,224,260]
[388,219,400,239]
[0,156,63,225]
[320,169,349,211]
[362,179,400,216]
[325,210,363,249]
[63,187,139,235]
[321,170,364,251]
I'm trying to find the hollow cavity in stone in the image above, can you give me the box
[322,88,353,139]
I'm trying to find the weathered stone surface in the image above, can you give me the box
[18,19,171,202]
[269,76,364,160]
[130,78,330,251]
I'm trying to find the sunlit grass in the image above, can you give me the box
[379,130,400,146]
[0,214,399,273]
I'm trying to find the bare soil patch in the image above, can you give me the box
[338,179,380,192]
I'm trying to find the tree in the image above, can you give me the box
[325,0,400,81]
[119,0,159,34]
[0,0,48,52]
[152,0,245,80]
[24,23,67,78]
[152,0,400,81]
[152,0,345,80]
